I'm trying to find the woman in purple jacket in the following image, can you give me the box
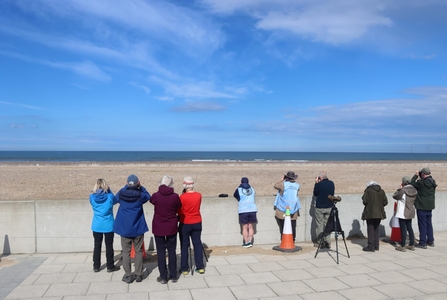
[150,175,182,284]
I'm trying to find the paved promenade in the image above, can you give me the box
[2,232,447,300]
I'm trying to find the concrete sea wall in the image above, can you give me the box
[2,192,447,254]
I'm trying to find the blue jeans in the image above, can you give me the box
[417,210,434,245]
[179,222,204,271]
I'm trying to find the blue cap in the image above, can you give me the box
[127,174,139,185]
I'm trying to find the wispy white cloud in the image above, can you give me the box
[151,77,238,99]
[0,101,46,110]
[201,0,392,44]
[249,87,447,140]
[171,101,226,112]
[130,82,151,94]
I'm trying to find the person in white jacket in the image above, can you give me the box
[393,176,418,252]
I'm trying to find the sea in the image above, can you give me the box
[0,151,446,163]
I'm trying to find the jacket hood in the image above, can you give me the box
[403,185,418,197]
[367,184,382,192]
[423,176,437,189]
[158,184,174,196]
[92,189,108,203]
[119,186,142,202]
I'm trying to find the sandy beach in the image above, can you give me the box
[0,161,445,200]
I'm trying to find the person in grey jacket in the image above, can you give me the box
[393,176,418,252]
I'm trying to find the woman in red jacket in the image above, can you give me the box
[178,176,205,275]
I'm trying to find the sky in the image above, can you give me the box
[1,0,447,153]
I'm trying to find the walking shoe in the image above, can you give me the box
[395,245,406,252]
[362,247,375,252]
[243,242,252,248]
[122,275,134,284]
[416,243,427,249]
[181,270,189,275]
[93,268,100,273]
[157,277,168,284]
[107,266,120,273]
[135,275,143,283]
[195,268,205,274]
[405,245,415,251]
[170,277,178,283]
[428,243,435,247]
[324,243,331,249]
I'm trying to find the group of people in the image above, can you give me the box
[360,167,437,252]
[89,174,205,285]
[89,167,437,284]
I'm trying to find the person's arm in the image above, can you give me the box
[393,188,404,200]
[274,180,284,194]
[362,190,368,205]
[383,191,388,207]
[139,186,151,203]
[233,188,240,201]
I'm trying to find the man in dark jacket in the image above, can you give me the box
[361,181,388,252]
[411,168,437,249]
[114,174,151,284]
[313,171,335,248]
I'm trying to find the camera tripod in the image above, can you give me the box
[314,203,350,264]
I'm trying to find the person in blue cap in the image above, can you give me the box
[114,174,151,284]
[234,177,258,247]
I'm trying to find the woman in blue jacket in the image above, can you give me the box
[89,178,119,273]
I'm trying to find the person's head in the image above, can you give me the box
[240,177,250,189]
[366,180,378,188]
[93,178,109,192]
[127,174,140,187]
[284,171,298,181]
[182,176,194,190]
[318,171,328,180]
[160,175,174,187]
[402,176,411,185]
[419,167,431,178]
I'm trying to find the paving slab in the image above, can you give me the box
[5,232,447,299]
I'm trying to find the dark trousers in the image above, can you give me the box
[417,210,434,245]
[92,231,115,269]
[366,219,381,249]
[154,234,177,280]
[121,235,144,276]
[399,218,415,247]
[275,217,296,241]
[179,222,204,271]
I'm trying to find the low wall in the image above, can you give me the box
[2,192,447,254]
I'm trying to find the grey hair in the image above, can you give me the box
[93,178,109,192]
[366,180,378,188]
[182,176,195,190]
[160,175,174,187]
[319,171,328,179]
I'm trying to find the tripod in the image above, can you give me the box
[314,203,350,264]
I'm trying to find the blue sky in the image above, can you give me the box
[1,0,446,153]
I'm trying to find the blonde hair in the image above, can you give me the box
[160,175,174,187]
[182,176,195,190]
[93,178,109,192]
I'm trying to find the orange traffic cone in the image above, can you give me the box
[130,241,147,259]
[273,206,302,253]
[389,201,401,242]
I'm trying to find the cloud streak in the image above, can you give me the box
[0,101,46,110]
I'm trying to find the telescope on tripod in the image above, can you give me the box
[314,195,350,264]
